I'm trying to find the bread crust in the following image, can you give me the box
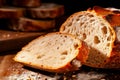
[91,6,120,68]
[14,32,89,73]
[60,7,120,69]
[27,3,64,19]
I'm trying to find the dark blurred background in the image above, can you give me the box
[1,0,120,30]
[42,0,120,15]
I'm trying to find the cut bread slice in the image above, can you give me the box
[9,17,55,31]
[26,3,64,19]
[60,7,120,68]
[13,32,89,73]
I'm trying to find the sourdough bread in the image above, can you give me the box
[14,32,89,73]
[9,17,55,31]
[60,7,120,69]
[26,3,64,19]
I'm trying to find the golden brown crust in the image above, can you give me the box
[88,6,120,69]
[60,7,120,69]
[89,6,120,27]
[13,32,89,73]
[104,44,120,68]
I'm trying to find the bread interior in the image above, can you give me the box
[15,33,81,69]
[60,11,115,67]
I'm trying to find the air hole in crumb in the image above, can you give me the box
[94,36,100,44]
[61,51,68,55]
[82,33,86,40]
[64,35,67,38]
[37,55,42,59]
[61,56,66,60]
[80,22,84,26]
[107,36,111,41]
[78,15,82,18]
[76,18,80,21]
[107,43,110,47]
[74,44,78,49]
[37,55,45,59]
[68,23,72,26]
[101,26,107,34]
[89,19,95,23]
[88,14,94,17]
[57,47,59,49]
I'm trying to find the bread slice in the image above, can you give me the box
[12,0,41,7]
[9,17,55,31]
[13,32,89,73]
[0,6,25,19]
[88,6,120,42]
[0,7,25,19]
[26,3,64,19]
[60,7,120,69]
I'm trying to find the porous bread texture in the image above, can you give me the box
[60,11,117,68]
[14,32,89,73]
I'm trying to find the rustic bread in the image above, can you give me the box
[12,0,41,7]
[0,7,25,18]
[26,3,64,19]
[14,32,89,73]
[9,17,55,31]
[88,6,120,42]
[60,6,120,69]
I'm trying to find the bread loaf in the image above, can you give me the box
[0,7,25,18]
[60,6,120,69]
[26,3,64,19]
[9,17,55,31]
[14,32,89,73]
[12,0,41,7]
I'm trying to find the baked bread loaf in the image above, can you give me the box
[9,17,55,31]
[14,32,89,73]
[26,3,64,19]
[12,0,41,7]
[0,7,25,18]
[60,6,120,69]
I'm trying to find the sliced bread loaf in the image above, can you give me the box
[26,3,64,19]
[8,17,55,31]
[12,0,41,7]
[60,7,120,68]
[13,32,89,73]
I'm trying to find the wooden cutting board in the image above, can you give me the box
[0,30,46,52]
